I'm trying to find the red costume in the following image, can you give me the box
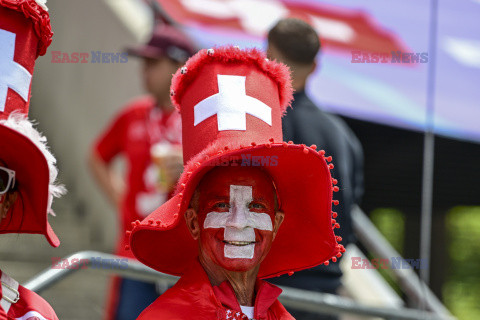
[138,260,292,320]
[0,1,63,319]
[129,46,344,318]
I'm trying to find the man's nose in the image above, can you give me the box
[226,205,249,229]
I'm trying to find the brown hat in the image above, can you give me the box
[127,24,196,62]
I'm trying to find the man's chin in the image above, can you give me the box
[216,258,260,273]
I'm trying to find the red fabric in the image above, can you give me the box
[171,46,293,115]
[0,124,58,247]
[0,270,58,320]
[137,260,293,320]
[0,0,53,57]
[0,283,6,319]
[93,96,182,258]
[0,1,57,246]
[177,61,284,164]
[103,276,121,320]
[0,6,37,120]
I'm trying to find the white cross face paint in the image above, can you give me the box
[203,185,273,259]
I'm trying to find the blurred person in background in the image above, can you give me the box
[88,24,195,320]
[267,18,364,319]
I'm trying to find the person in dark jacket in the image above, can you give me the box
[267,18,364,319]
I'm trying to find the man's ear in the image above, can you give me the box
[272,211,285,240]
[306,60,317,78]
[2,191,18,219]
[185,208,200,240]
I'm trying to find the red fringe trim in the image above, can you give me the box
[1,0,53,57]
[171,46,294,114]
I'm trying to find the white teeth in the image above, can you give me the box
[224,241,255,246]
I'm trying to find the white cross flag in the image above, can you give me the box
[204,185,273,259]
[194,74,272,131]
[0,29,32,113]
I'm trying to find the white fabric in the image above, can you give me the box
[240,305,254,319]
[194,75,272,131]
[34,0,49,11]
[1,272,19,313]
[0,29,32,113]
[15,310,48,320]
[204,185,273,259]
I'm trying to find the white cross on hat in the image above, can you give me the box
[193,75,272,131]
[0,29,32,113]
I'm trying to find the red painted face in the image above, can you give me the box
[195,166,278,272]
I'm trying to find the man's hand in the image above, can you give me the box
[88,151,125,210]
[161,148,183,192]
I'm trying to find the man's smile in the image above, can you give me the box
[223,240,256,246]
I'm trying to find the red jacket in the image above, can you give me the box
[138,260,294,320]
[0,270,58,320]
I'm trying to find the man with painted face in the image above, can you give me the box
[129,46,344,319]
[184,166,285,316]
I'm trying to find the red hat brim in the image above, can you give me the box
[130,142,339,279]
[0,124,59,247]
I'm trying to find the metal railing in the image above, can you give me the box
[352,206,453,318]
[24,250,455,320]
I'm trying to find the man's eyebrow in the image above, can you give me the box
[206,195,229,201]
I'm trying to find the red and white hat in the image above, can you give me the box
[129,46,343,278]
[0,0,64,247]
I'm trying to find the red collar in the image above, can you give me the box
[181,260,282,318]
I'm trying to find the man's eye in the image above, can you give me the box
[214,202,230,209]
[249,203,266,210]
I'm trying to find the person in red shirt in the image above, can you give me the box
[0,2,65,319]
[129,46,344,319]
[88,24,195,320]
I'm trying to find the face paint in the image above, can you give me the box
[195,166,278,272]
[204,185,273,259]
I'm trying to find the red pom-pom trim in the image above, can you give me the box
[1,0,53,56]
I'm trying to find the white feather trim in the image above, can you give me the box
[0,112,66,216]
[35,0,48,11]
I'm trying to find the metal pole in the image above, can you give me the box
[352,207,453,318]
[420,0,439,293]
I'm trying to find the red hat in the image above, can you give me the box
[127,24,196,62]
[0,0,64,247]
[129,46,343,278]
